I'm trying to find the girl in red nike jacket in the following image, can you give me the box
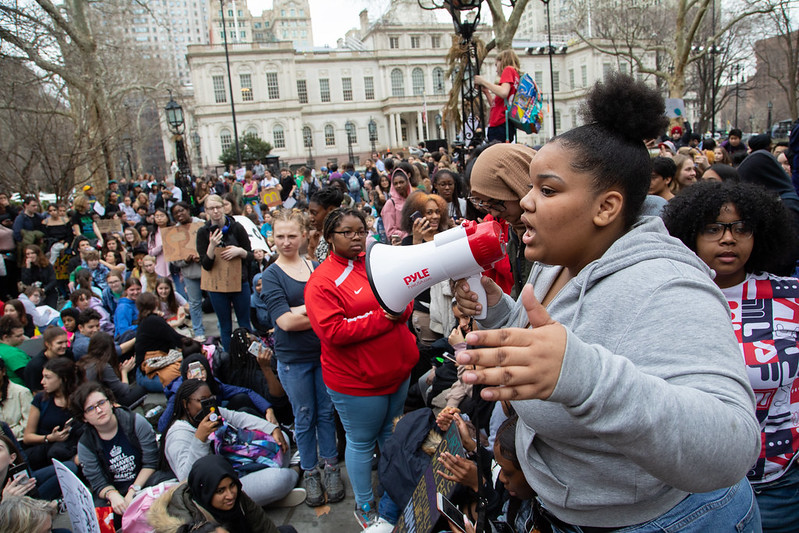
[305,207,418,527]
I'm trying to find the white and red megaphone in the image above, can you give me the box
[366,220,506,320]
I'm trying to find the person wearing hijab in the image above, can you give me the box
[147,455,284,533]
[466,142,537,296]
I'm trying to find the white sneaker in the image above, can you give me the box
[193,334,207,343]
[290,450,301,467]
[363,518,394,533]
[272,487,306,508]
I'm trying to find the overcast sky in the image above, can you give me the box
[247,0,390,47]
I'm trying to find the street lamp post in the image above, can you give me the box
[191,131,202,172]
[219,0,241,167]
[164,90,191,178]
[304,129,314,168]
[541,0,557,136]
[346,123,355,165]
[767,101,773,132]
[368,118,377,154]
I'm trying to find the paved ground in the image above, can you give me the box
[54,310,369,532]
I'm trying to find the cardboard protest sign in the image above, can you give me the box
[95,218,122,235]
[201,255,241,292]
[161,222,203,261]
[392,422,465,533]
[261,187,282,208]
[235,167,246,180]
[53,458,105,533]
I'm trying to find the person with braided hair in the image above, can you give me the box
[454,74,761,532]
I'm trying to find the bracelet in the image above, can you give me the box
[104,489,119,500]
[43,435,49,444]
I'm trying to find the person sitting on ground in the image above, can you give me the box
[2,299,34,338]
[148,455,293,533]
[0,495,59,533]
[113,277,142,343]
[160,379,299,507]
[78,332,146,409]
[24,326,70,393]
[22,358,84,470]
[649,156,676,202]
[66,284,113,335]
[59,308,78,346]
[71,382,159,517]
[157,350,275,433]
[134,292,188,393]
[0,316,29,387]
[100,270,124,317]
[0,359,32,439]
[70,249,110,292]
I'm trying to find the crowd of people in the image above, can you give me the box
[0,69,798,533]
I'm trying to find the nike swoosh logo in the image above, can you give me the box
[354,287,363,294]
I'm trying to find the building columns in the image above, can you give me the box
[416,111,423,144]
[389,114,397,149]
[394,113,403,149]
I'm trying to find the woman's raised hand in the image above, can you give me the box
[456,284,567,401]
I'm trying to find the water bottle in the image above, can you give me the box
[145,405,164,420]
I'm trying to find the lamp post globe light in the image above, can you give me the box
[419,0,485,146]
[164,90,190,178]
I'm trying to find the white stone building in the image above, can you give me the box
[184,0,657,170]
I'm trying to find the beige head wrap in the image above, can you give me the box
[470,144,536,201]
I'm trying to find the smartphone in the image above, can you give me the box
[187,361,203,380]
[248,340,262,357]
[9,463,29,483]
[410,210,422,222]
[489,520,515,533]
[436,493,469,533]
[199,397,221,422]
[64,418,73,429]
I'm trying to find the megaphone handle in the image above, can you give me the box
[467,274,487,321]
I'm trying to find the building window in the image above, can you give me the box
[571,108,578,129]
[297,80,308,103]
[303,126,313,148]
[389,36,399,49]
[345,121,357,144]
[342,77,353,101]
[412,68,425,96]
[581,65,587,87]
[568,68,574,89]
[603,62,612,79]
[390,68,404,97]
[364,76,375,100]
[431,35,441,48]
[220,128,232,151]
[212,75,226,103]
[433,67,445,94]
[555,111,562,132]
[273,124,285,148]
[534,71,543,89]
[240,73,253,101]
[552,71,560,92]
[411,36,420,49]
[266,72,280,100]
[319,78,330,102]
[324,124,335,146]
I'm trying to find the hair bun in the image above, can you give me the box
[582,72,668,143]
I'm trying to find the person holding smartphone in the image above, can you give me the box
[160,379,299,507]
[156,351,275,434]
[22,358,84,470]
[399,191,451,348]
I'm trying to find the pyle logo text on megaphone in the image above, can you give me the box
[404,269,431,287]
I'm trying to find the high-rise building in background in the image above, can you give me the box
[209,0,314,50]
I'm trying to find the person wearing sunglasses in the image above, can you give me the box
[71,382,159,520]
[665,180,799,532]
[305,207,418,529]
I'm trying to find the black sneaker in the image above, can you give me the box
[303,469,325,507]
[324,463,345,503]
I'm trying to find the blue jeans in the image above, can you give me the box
[547,477,760,533]
[172,271,187,300]
[183,276,205,337]
[277,360,337,471]
[136,368,164,393]
[753,462,799,533]
[327,378,410,507]
[207,283,251,352]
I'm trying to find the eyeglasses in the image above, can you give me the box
[206,205,223,212]
[85,398,110,414]
[698,221,753,241]
[332,230,368,239]
[468,196,506,213]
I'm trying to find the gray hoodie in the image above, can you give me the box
[479,216,760,528]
